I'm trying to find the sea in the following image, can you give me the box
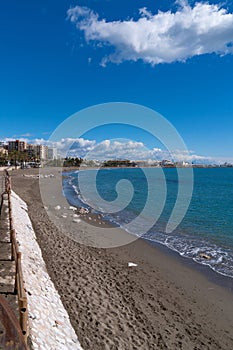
[63,167,233,279]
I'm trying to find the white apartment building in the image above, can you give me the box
[27,144,48,160]
[47,147,57,160]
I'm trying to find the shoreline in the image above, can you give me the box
[10,168,233,349]
[146,238,233,292]
[63,168,233,283]
[9,166,233,287]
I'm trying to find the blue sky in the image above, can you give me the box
[1,0,233,162]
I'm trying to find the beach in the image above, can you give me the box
[10,168,233,350]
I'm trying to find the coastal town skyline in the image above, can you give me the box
[1,1,233,162]
[1,137,233,166]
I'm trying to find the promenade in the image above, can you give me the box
[0,173,16,302]
[0,169,82,350]
[0,170,28,349]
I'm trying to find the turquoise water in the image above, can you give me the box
[63,167,233,278]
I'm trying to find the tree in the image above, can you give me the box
[63,157,83,167]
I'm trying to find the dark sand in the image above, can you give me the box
[10,168,233,350]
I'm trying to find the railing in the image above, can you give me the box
[4,170,29,343]
[0,295,28,350]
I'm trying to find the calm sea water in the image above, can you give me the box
[63,168,233,278]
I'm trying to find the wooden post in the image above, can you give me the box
[10,229,14,260]
[19,297,28,342]
[8,199,13,231]
[0,193,3,213]
[18,254,28,342]
[9,215,13,231]
[4,171,28,344]
[0,295,29,349]
[14,252,21,294]
[8,176,11,192]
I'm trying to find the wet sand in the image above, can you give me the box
[10,168,233,350]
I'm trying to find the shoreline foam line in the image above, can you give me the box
[64,171,233,279]
[11,190,83,350]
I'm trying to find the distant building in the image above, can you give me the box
[0,147,8,156]
[136,160,161,167]
[47,147,57,160]
[0,141,8,156]
[27,144,35,158]
[8,140,27,153]
[27,144,48,160]
[175,161,191,167]
[161,159,174,167]
[36,145,48,160]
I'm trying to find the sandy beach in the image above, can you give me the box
[10,168,233,350]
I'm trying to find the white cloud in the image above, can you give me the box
[0,136,213,163]
[19,133,32,137]
[72,138,210,163]
[26,137,210,162]
[2,137,29,143]
[35,137,97,157]
[87,140,146,159]
[67,1,233,66]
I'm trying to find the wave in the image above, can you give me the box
[144,232,233,279]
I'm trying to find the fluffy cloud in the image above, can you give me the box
[67,1,233,66]
[62,138,210,163]
[33,137,96,157]
[2,137,96,157]
[86,140,147,160]
[55,138,96,157]
[1,136,211,162]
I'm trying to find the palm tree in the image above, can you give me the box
[8,150,20,169]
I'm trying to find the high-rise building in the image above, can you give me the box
[27,144,35,158]
[27,144,48,160]
[47,147,57,160]
[8,140,27,152]
[35,145,48,160]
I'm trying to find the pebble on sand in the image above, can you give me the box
[73,218,81,223]
[69,206,77,211]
